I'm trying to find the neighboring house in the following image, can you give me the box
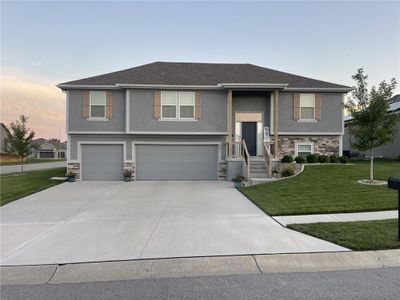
[0,123,10,153]
[37,142,56,158]
[36,141,67,159]
[57,61,352,181]
[343,95,400,158]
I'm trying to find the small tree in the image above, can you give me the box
[346,68,399,181]
[5,115,36,173]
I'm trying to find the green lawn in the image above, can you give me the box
[288,219,400,251]
[0,158,66,166]
[240,160,400,216]
[0,167,66,206]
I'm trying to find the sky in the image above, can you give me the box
[1,0,399,140]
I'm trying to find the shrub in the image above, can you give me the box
[397,154,400,162]
[329,155,339,163]
[66,170,76,178]
[339,156,349,164]
[306,154,318,163]
[294,156,306,164]
[123,169,133,177]
[281,155,293,163]
[318,155,329,163]
[232,175,245,182]
[281,164,295,177]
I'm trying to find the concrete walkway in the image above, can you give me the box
[275,210,398,226]
[1,161,66,174]
[1,250,399,285]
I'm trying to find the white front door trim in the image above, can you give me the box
[234,111,264,156]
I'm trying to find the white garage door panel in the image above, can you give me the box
[82,144,124,181]
[136,145,218,180]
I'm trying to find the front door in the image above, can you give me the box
[242,122,257,156]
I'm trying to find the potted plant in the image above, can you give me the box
[66,170,76,182]
[232,175,245,188]
[123,169,133,182]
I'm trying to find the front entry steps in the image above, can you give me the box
[247,157,276,186]
[249,159,268,178]
[248,178,277,185]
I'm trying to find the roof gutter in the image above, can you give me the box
[56,83,355,93]
[284,87,355,93]
[116,83,221,90]
[56,84,119,90]
[218,83,288,89]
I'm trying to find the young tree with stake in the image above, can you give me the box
[346,68,399,182]
[5,115,36,173]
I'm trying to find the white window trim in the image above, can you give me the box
[160,91,196,121]
[299,93,316,121]
[295,142,314,157]
[89,91,108,121]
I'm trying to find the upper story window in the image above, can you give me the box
[179,92,195,119]
[90,91,106,119]
[161,91,195,120]
[300,94,315,120]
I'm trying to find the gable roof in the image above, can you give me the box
[39,142,56,150]
[1,123,10,135]
[58,62,352,91]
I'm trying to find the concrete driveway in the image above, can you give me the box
[1,182,347,266]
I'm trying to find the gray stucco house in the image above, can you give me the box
[343,95,400,158]
[57,62,352,181]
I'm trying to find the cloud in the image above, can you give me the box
[32,61,43,67]
[1,69,66,140]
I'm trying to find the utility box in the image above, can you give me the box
[388,177,400,190]
[387,176,400,241]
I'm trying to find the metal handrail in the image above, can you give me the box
[242,139,250,178]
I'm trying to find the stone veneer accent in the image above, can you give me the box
[218,161,227,181]
[124,162,135,180]
[67,162,80,180]
[277,135,340,158]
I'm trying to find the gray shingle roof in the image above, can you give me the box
[59,61,351,89]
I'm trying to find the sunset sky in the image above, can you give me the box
[1,1,399,141]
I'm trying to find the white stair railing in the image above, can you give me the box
[242,139,250,178]
[263,141,272,178]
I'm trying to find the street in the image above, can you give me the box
[2,267,399,300]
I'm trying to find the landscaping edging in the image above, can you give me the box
[1,249,399,285]
[254,163,355,185]
[357,179,387,186]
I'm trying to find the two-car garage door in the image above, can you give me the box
[135,145,218,180]
[81,144,218,181]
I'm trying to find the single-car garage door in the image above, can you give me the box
[81,144,124,181]
[136,144,218,180]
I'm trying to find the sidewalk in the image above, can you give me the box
[274,210,397,226]
[0,161,66,175]
[1,250,399,285]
